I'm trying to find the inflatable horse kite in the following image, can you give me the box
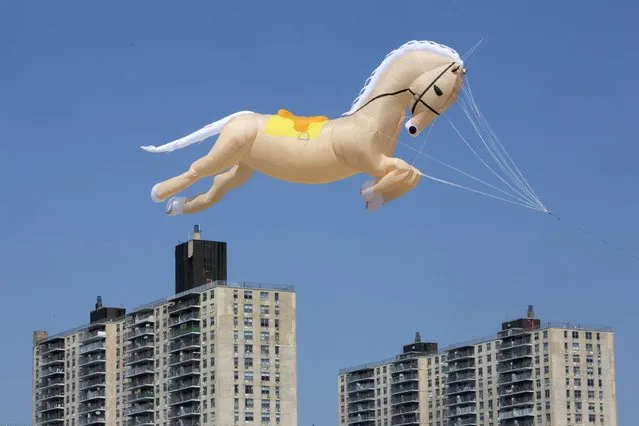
[142,40,466,215]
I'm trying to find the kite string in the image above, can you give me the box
[548,213,639,262]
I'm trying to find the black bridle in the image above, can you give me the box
[344,62,458,118]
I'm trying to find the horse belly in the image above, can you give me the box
[246,135,355,184]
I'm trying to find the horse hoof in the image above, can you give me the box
[151,184,164,203]
[166,197,186,216]
[365,194,384,211]
[360,180,376,202]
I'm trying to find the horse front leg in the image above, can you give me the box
[360,157,421,211]
[150,116,257,203]
[165,163,254,216]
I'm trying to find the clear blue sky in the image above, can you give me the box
[0,0,637,424]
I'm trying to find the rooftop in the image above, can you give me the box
[37,280,294,343]
[338,321,613,374]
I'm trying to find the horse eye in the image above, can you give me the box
[434,85,443,96]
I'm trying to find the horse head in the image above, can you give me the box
[404,61,466,137]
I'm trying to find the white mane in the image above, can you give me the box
[342,40,463,116]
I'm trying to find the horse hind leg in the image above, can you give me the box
[150,115,257,203]
[165,163,254,216]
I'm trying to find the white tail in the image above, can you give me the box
[141,111,254,153]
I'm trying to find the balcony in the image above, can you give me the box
[392,403,419,416]
[79,388,106,403]
[448,406,477,417]
[348,389,375,403]
[79,353,106,366]
[128,339,154,353]
[391,361,418,374]
[499,395,534,409]
[391,372,419,384]
[347,370,374,383]
[78,401,106,415]
[348,412,376,423]
[125,326,155,341]
[169,337,201,353]
[447,383,476,396]
[129,390,154,404]
[125,402,154,416]
[78,415,106,426]
[169,378,200,392]
[128,376,155,391]
[498,347,533,362]
[169,365,201,379]
[170,326,201,340]
[168,419,199,426]
[447,347,475,362]
[41,353,65,367]
[391,382,419,394]
[168,311,201,327]
[390,412,419,426]
[39,411,64,422]
[168,403,201,419]
[390,394,419,406]
[497,359,532,374]
[498,407,534,420]
[79,341,106,355]
[126,313,155,327]
[40,367,64,378]
[346,382,374,393]
[78,377,106,391]
[130,414,155,425]
[39,388,64,401]
[40,341,65,355]
[126,350,154,365]
[39,376,64,390]
[38,401,64,413]
[125,365,155,379]
[448,360,475,373]
[448,371,475,384]
[79,364,106,379]
[169,351,201,367]
[498,382,534,396]
[500,335,531,349]
[498,371,533,385]
[449,418,478,426]
[169,390,201,405]
[168,298,200,315]
[348,402,375,415]
[447,393,476,407]
[80,330,106,344]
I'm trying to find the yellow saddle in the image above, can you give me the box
[276,109,329,133]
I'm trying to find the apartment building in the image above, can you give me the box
[337,306,617,426]
[32,226,298,426]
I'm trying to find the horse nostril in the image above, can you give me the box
[408,126,417,135]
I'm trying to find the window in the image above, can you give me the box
[260,292,269,301]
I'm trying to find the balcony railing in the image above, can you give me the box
[79,353,106,366]
[169,403,201,418]
[447,394,476,406]
[124,403,154,416]
[168,419,198,426]
[126,349,155,365]
[130,414,155,425]
[169,365,201,379]
[79,341,106,355]
[498,346,533,361]
[391,372,419,384]
[40,341,65,355]
[390,394,419,405]
[40,367,64,378]
[497,359,533,373]
[498,382,534,396]
[169,378,200,392]
[38,401,64,412]
[168,311,201,327]
[347,382,374,393]
[79,388,106,403]
[391,382,419,394]
[169,337,201,353]
[39,411,64,422]
[348,402,375,414]
[169,351,201,367]
[348,390,375,403]
[498,408,534,420]
[168,298,200,314]
[500,336,532,349]
[80,329,106,343]
[169,390,201,405]
[170,326,201,339]
[448,418,478,426]
[448,360,475,373]
[129,390,154,403]
[127,376,155,390]
[126,313,155,327]
[447,383,476,395]
[78,401,106,415]
[498,371,533,385]
[448,371,475,384]
[390,412,418,426]
[447,348,475,361]
[448,406,477,417]
[348,413,376,422]
[125,326,155,341]
[41,353,65,367]
[39,388,64,401]
[347,370,374,382]
[127,339,154,352]
[390,361,418,374]
[39,376,64,389]
[78,415,106,425]
[125,365,155,378]
[78,377,106,390]
[79,364,106,379]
